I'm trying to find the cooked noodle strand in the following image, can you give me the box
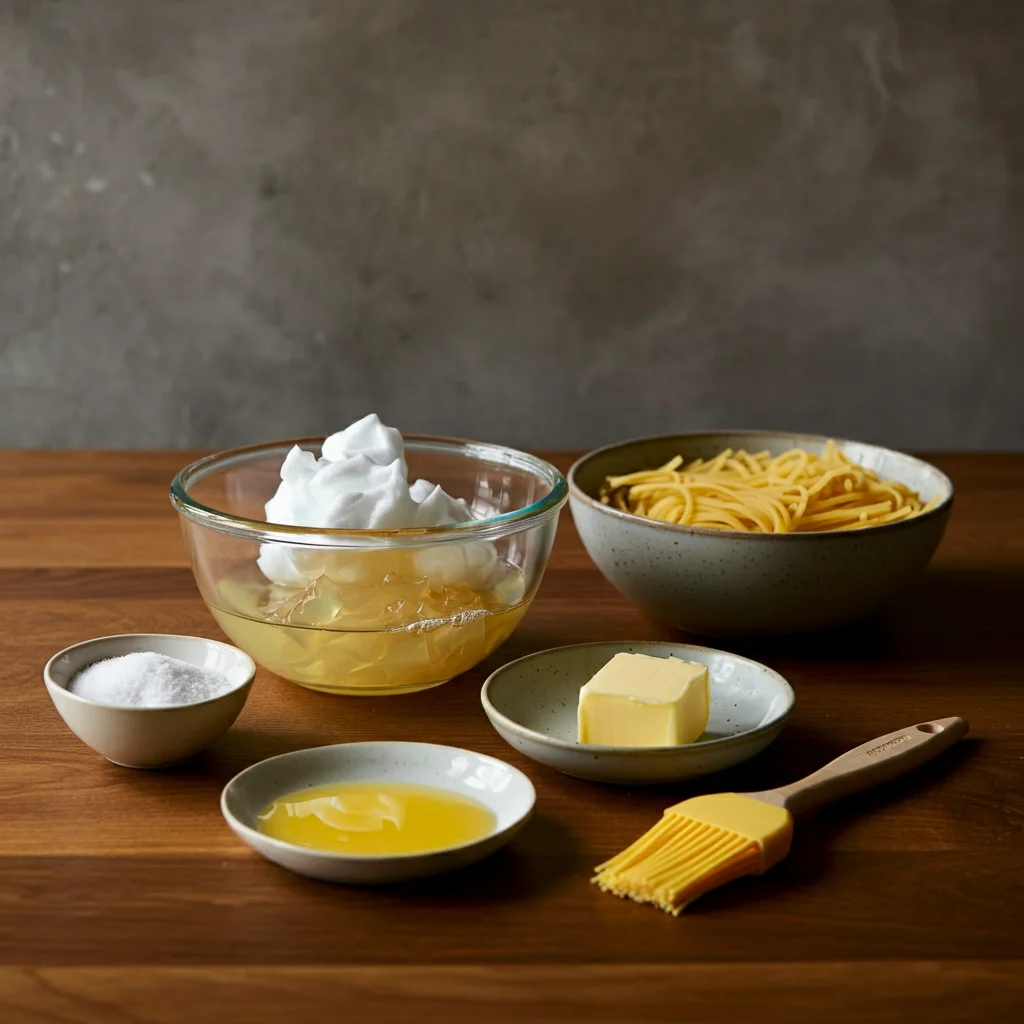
[601,442,937,534]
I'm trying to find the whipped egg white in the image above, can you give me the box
[257,414,498,588]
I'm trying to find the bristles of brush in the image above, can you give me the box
[593,811,761,915]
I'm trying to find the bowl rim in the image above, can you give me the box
[480,640,795,756]
[170,434,568,545]
[219,740,536,862]
[43,633,257,712]
[568,429,954,541]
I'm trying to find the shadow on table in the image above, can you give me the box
[202,727,335,768]
[791,736,981,838]
[117,729,337,794]
[383,810,581,904]
[254,808,581,907]
[646,738,982,916]
[627,716,979,808]
[503,564,1024,672]
[695,564,1024,666]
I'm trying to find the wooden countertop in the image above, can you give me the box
[1,450,1022,1023]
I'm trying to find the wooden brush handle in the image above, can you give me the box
[752,716,968,818]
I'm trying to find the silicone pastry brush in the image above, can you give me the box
[593,716,968,915]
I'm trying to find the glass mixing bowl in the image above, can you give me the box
[170,436,567,696]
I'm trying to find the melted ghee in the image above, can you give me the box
[257,782,496,855]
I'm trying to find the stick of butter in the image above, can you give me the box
[577,653,710,747]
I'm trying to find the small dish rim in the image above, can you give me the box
[568,429,954,542]
[220,740,537,863]
[480,640,795,756]
[43,633,257,712]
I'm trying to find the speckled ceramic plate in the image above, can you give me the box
[481,641,794,784]
[221,741,535,883]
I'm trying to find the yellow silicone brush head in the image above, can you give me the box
[593,793,794,915]
[594,718,968,915]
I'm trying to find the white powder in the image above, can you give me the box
[68,652,234,708]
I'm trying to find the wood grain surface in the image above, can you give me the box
[1,450,1022,1023]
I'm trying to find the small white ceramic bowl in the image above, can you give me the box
[481,641,794,784]
[221,741,536,883]
[44,634,256,768]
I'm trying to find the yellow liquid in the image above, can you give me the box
[258,782,496,855]
[210,556,530,695]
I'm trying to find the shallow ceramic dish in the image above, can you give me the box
[221,741,536,883]
[481,641,794,784]
[569,431,953,635]
[44,634,255,768]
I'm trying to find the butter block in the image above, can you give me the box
[577,653,710,747]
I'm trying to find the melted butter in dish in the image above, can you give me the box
[258,782,497,855]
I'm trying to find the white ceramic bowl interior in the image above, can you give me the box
[482,641,794,784]
[569,431,954,636]
[44,633,256,768]
[221,741,536,883]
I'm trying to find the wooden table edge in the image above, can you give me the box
[2,961,1022,1023]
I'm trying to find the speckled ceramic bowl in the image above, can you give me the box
[569,431,953,636]
[481,641,794,784]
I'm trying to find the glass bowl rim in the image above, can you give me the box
[169,434,568,546]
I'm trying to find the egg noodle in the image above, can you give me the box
[601,442,940,534]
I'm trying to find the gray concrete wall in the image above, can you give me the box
[1,0,1021,451]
